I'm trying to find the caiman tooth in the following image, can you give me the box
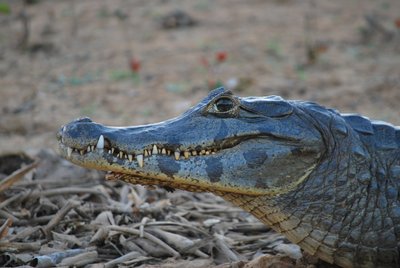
[87,146,91,152]
[108,149,111,154]
[111,147,115,154]
[80,150,85,155]
[161,148,166,155]
[167,150,171,156]
[205,150,210,155]
[67,147,73,158]
[137,154,144,167]
[200,149,205,155]
[191,150,197,156]
[152,145,158,155]
[119,151,124,158]
[174,150,180,160]
[96,135,104,149]
[144,150,149,157]
[128,154,133,162]
[184,151,189,159]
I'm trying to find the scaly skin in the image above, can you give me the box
[57,87,400,267]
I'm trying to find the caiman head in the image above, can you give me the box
[57,87,324,196]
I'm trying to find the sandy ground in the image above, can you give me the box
[0,0,399,153]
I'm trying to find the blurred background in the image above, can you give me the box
[0,0,399,153]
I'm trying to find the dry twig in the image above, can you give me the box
[0,150,298,267]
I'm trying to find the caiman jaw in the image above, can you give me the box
[59,134,223,169]
[59,131,318,197]
[59,135,276,196]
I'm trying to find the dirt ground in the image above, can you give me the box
[0,0,399,267]
[1,0,399,152]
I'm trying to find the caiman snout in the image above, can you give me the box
[57,117,93,140]
[57,117,104,151]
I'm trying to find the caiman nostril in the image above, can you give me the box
[56,125,66,141]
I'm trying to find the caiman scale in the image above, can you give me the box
[58,87,400,268]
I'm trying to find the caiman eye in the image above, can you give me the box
[213,97,235,113]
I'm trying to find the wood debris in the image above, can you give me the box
[0,150,305,267]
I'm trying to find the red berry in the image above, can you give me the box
[215,51,227,63]
[395,18,400,29]
[130,58,141,72]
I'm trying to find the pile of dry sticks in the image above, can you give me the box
[0,150,308,267]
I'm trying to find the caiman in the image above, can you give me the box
[57,87,400,268]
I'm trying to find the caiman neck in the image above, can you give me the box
[224,128,400,268]
[222,148,374,267]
